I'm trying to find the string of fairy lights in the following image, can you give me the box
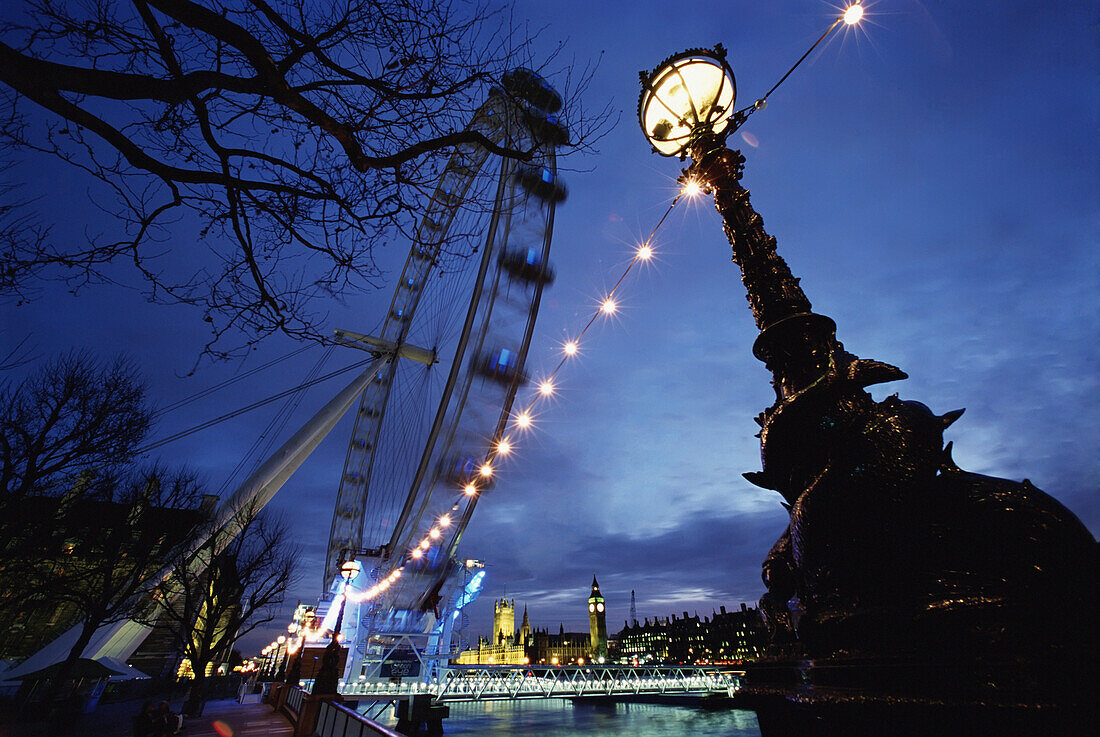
[298,189,696,633]
[291,2,869,647]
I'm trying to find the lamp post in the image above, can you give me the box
[263,644,277,679]
[638,7,1095,733]
[274,635,288,681]
[312,558,361,694]
[268,641,280,679]
[284,621,303,687]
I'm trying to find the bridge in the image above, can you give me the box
[329,664,742,703]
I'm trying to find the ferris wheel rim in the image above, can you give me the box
[324,79,566,597]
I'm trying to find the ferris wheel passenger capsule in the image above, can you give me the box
[522,109,570,147]
[502,68,564,113]
[472,347,528,386]
[513,165,568,203]
[499,247,555,285]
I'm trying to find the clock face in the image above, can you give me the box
[596,602,604,613]
[589,603,595,613]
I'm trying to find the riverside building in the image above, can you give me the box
[454,577,609,665]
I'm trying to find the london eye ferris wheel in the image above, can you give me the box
[320,68,569,676]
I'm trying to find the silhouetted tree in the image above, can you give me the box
[142,509,297,716]
[28,466,204,706]
[0,0,604,357]
[0,351,152,500]
[0,351,152,642]
[0,353,208,706]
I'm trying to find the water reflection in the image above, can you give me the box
[369,699,762,736]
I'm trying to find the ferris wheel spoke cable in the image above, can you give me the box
[358,228,481,550]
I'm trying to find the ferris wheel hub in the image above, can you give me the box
[334,329,437,366]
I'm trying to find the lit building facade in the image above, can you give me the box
[616,602,768,665]
[454,598,528,665]
[454,580,609,666]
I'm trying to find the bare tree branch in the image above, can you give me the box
[0,0,612,359]
[0,351,153,498]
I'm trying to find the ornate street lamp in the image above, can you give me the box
[638,47,737,158]
[312,558,361,695]
[638,5,1095,733]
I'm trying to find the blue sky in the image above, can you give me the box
[2,1,1096,652]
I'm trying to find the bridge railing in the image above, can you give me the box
[315,700,403,737]
[434,664,741,702]
[334,664,743,703]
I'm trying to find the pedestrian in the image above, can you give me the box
[155,700,181,736]
[133,701,158,737]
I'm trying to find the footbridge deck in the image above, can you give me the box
[337,664,743,703]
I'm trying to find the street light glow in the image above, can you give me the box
[843,4,864,25]
[563,340,578,356]
[464,483,478,496]
[515,411,533,429]
[682,179,702,197]
[479,463,493,478]
[539,380,555,396]
[497,438,512,455]
[637,244,654,261]
[601,298,617,315]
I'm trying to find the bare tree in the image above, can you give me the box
[0,351,152,500]
[0,351,151,647]
[0,354,208,706]
[0,163,48,307]
[23,466,205,706]
[0,0,605,358]
[142,510,297,716]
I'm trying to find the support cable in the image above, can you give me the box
[216,346,335,495]
[138,353,375,454]
[153,344,313,418]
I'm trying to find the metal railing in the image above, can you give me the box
[337,665,741,703]
[285,684,305,715]
[315,700,403,737]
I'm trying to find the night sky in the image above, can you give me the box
[2,1,1096,655]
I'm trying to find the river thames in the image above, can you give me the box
[369,699,763,735]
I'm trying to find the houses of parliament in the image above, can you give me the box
[454,577,609,666]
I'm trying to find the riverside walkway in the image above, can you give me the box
[1,696,292,737]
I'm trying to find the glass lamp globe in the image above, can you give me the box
[341,559,362,579]
[638,46,737,157]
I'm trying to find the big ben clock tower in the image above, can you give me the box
[587,575,608,661]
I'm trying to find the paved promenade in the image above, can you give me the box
[0,696,293,737]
